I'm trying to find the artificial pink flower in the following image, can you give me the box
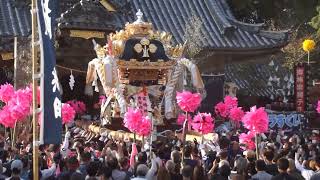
[224,96,238,109]
[242,106,269,134]
[123,108,143,133]
[191,113,214,135]
[23,86,33,102]
[229,107,245,122]
[0,85,38,127]
[66,100,86,115]
[214,102,228,118]
[10,105,26,121]
[239,132,255,150]
[0,106,16,128]
[62,103,76,124]
[77,101,86,114]
[177,114,192,125]
[8,88,32,121]
[136,116,152,136]
[176,91,201,112]
[317,100,320,113]
[0,83,14,103]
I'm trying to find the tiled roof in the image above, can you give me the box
[225,60,293,97]
[0,0,288,50]
[114,0,288,51]
[0,0,31,37]
[59,0,80,15]
[57,0,121,31]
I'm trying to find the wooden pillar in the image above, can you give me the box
[14,37,32,89]
[14,37,17,89]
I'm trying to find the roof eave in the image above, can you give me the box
[200,42,288,56]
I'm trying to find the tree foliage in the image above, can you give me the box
[184,12,203,61]
[310,6,320,35]
[227,0,318,31]
[228,0,320,69]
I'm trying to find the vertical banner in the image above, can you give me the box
[295,65,305,112]
[37,0,62,144]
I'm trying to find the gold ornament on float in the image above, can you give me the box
[109,9,185,59]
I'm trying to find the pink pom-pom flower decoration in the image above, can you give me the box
[239,132,255,150]
[136,116,152,136]
[176,91,201,112]
[62,103,76,124]
[229,107,245,122]
[242,106,269,134]
[0,85,40,128]
[177,113,192,125]
[123,108,143,133]
[317,100,320,113]
[0,83,14,103]
[66,100,86,115]
[7,88,32,121]
[224,96,238,109]
[191,113,214,135]
[77,101,86,114]
[0,106,16,128]
[214,102,228,118]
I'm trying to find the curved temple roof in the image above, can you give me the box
[0,0,31,37]
[57,0,121,31]
[114,0,288,51]
[0,0,288,51]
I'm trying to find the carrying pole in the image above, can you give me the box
[31,0,39,179]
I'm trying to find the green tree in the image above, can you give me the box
[310,6,320,35]
[228,0,318,31]
[228,0,320,69]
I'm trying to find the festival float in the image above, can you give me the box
[83,10,206,140]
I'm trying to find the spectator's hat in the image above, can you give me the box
[10,159,23,171]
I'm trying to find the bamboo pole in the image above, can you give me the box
[31,0,39,179]
[12,121,17,148]
[4,128,8,151]
[255,134,259,159]
[181,112,188,161]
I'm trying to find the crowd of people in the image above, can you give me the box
[0,126,319,180]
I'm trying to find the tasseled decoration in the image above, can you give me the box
[92,71,99,93]
[69,70,75,90]
[183,68,187,86]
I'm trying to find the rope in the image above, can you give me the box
[56,65,87,73]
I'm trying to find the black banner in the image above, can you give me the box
[38,0,62,144]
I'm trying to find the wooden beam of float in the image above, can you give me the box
[86,124,217,142]
[69,30,105,39]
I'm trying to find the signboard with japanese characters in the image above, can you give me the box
[266,110,304,130]
[295,65,305,112]
[268,112,304,129]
